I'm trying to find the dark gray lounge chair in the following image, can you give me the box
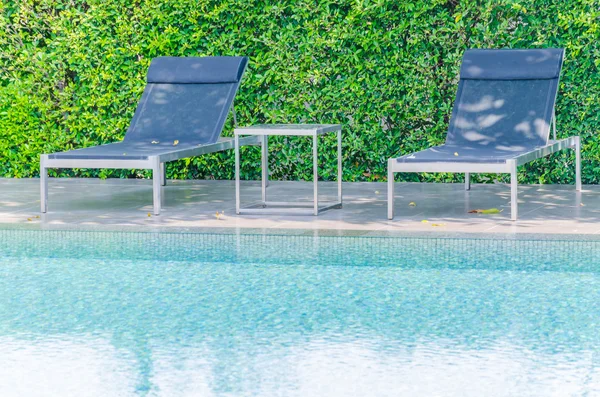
[387,48,581,221]
[40,56,259,215]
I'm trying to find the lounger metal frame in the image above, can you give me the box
[387,115,582,221]
[40,135,261,215]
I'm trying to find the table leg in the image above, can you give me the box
[40,155,48,213]
[337,128,342,206]
[387,159,394,220]
[313,133,318,216]
[261,135,268,205]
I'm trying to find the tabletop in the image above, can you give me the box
[234,124,342,136]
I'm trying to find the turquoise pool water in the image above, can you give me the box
[1,230,599,396]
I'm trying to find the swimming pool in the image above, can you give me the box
[1,230,599,396]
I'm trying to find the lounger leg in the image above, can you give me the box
[465,173,471,191]
[151,157,161,215]
[235,134,241,215]
[508,160,518,221]
[575,136,582,191]
[387,159,394,220]
[40,155,48,213]
[160,162,167,187]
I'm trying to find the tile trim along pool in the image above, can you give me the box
[4,221,600,241]
[2,226,600,268]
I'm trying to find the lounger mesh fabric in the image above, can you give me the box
[396,48,563,163]
[49,56,248,160]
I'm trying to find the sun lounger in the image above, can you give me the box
[387,48,581,221]
[41,56,259,215]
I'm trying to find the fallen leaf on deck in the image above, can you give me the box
[431,223,446,227]
[34,215,40,219]
[454,152,459,156]
[216,211,225,220]
[151,140,159,144]
[173,140,179,146]
[580,203,585,206]
[26,218,32,222]
[468,208,503,214]
[409,201,416,207]
[421,220,429,223]
[147,213,152,217]
[375,190,380,194]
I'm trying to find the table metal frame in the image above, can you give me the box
[235,124,343,216]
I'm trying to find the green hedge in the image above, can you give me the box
[1,0,599,184]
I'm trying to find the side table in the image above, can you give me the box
[234,124,343,215]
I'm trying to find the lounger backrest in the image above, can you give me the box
[123,56,248,145]
[446,49,564,151]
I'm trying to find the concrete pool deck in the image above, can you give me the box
[0,178,598,235]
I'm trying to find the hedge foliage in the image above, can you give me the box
[1,0,599,184]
